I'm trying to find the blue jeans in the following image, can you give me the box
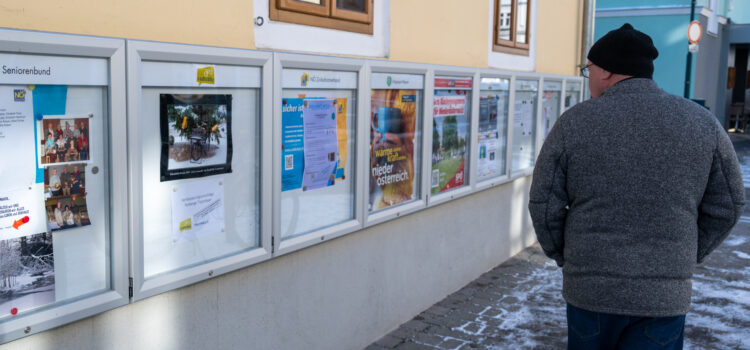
[567,303,685,350]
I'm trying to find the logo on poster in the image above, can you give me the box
[301,72,310,86]
[387,76,392,87]
[196,66,215,85]
[13,89,25,101]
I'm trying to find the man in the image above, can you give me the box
[71,165,82,194]
[53,202,64,228]
[49,167,62,196]
[529,23,745,349]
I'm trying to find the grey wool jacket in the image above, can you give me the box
[528,78,745,317]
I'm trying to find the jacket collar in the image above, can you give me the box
[600,78,659,97]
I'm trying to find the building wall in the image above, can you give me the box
[389,0,489,67]
[0,0,583,73]
[0,1,580,348]
[727,0,750,24]
[0,0,257,49]
[1,179,536,350]
[695,14,726,118]
[536,0,583,75]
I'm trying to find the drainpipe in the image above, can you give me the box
[580,0,596,99]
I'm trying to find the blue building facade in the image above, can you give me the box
[595,0,750,127]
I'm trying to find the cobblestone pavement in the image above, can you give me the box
[366,134,750,350]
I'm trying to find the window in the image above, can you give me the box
[493,0,531,55]
[269,0,373,35]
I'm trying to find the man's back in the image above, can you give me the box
[530,78,745,317]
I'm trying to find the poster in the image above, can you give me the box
[281,98,305,191]
[478,96,500,179]
[281,97,348,191]
[37,116,90,165]
[431,91,468,194]
[0,85,48,240]
[0,232,55,316]
[369,89,417,211]
[170,177,225,243]
[43,163,90,232]
[160,94,232,181]
[301,99,338,191]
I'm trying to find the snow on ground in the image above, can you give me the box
[736,142,750,188]
[377,230,750,349]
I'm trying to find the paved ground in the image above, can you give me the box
[366,134,750,350]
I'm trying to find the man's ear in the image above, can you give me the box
[601,70,614,80]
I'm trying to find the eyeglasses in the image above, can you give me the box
[580,64,593,78]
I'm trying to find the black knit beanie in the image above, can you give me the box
[587,23,659,79]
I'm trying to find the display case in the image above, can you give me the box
[510,78,539,175]
[564,80,583,112]
[476,76,511,184]
[0,29,128,343]
[365,62,428,226]
[126,41,273,300]
[274,54,366,255]
[541,80,562,141]
[428,72,476,204]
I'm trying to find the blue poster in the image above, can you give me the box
[281,98,305,191]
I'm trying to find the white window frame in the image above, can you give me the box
[0,28,129,343]
[487,0,537,71]
[126,40,274,301]
[272,52,367,257]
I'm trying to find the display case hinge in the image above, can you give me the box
[271,236,275,253]
[128,277,134,298]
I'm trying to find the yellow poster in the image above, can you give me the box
[335,98,348,179]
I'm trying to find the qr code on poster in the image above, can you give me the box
[431,169,439,188]
[285,154,294,170]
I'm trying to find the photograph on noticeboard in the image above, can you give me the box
[160,94,233,181]
[38,117,90,166]
[0,232,55,319]
[43,163,91,232]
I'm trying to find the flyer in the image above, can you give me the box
[170,177,225,243]
[281,97,348,192]
[0,232,55,316]
[431,91,468,194]
[301,99,338,191]
[334,98,348,180]
[0,85,48,239]
[281,98,305,191]
[160,94,233,182]
[369,89,417,211]
[514,97,534,136]
[478,96,500,179]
